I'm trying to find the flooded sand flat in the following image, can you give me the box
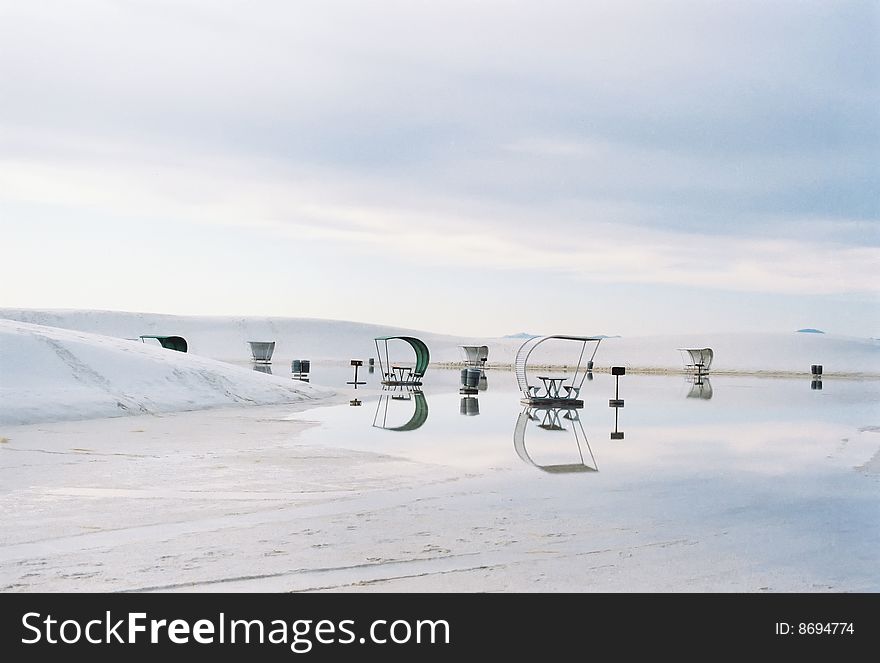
[281,369,879,591]
[0,368,877,592]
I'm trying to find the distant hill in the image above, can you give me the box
[796,328,825,334]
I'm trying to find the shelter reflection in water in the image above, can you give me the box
[513,406,597,474]
[372,387,429,432]
[685,374,713,400]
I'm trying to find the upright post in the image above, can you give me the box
[609,366,625,408]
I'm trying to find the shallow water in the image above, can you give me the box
[2,364,877,591]
[286,367,879,589]
[296,367,878,471]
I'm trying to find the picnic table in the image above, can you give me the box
[391,365,412,383]
[537,376,568,399]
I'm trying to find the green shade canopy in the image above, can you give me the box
[374,336,430,377]
[139,335,187,353]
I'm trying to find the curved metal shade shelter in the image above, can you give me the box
[372,391,429,431]
[375,336,430,386]
[248,341,276,363]
[459,345,489,368]
[515,335,601,404]
[513,407,597,473]
[139,335,187,353]
[678,348,713,372]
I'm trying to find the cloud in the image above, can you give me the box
[1,128,875,298]
[0,0,877,329]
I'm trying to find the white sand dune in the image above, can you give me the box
[0,319,331,426]
[0,308,485,365]
[2,308,878,376]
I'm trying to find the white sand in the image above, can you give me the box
[0,319,331,426]
[0,309,877,592]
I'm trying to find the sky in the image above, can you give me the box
[0,0,878,337]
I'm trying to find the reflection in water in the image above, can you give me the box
[609,367,625,438]
[810,365,823,390]
[458,373,487,414]
[288,368,878,590]
[513,406,597,473]
[686,374,713,400]
[372,388,429,431]
[347,360,367,388]
[460,396,480,416]
[252,364,273,375]
[611,406,624,440]
[459,367,481,395]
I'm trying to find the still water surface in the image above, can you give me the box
[293,366,877,476]
[283,365,879,589]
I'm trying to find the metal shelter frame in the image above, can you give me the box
[514,335,601,404]
[678,348,714,373]
[374,336,430,386]
[459,345,489,369]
